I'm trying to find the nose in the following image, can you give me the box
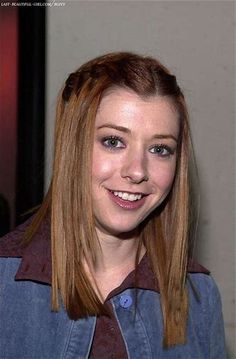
[120,148,149,184]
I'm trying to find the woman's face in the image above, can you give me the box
[92,88,179,237]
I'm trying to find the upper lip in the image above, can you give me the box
[108,189,149,196]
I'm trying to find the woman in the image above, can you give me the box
[0,52,226,358]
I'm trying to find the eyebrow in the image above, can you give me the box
[97,123,178,143]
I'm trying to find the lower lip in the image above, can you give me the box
[108,190,147,210]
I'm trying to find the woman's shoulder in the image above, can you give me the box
[0,216,51,284]
[0,215,50,257]
[187,258,217,301]
[0,217,33,257]
[187,271,223,311]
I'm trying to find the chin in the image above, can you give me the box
[96,220,140,237]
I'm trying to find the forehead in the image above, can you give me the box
[96,88,179,136]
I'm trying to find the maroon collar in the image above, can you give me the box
[0,217,209,295]
[0,216,52,284]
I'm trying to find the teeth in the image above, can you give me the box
[113,191,142,201]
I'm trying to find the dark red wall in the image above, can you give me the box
[0,8,18,228]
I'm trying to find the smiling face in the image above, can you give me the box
[92,88,179,237]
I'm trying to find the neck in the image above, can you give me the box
[94,228,145,274]
[84,228,146,301]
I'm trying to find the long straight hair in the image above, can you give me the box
[24,52,194,347]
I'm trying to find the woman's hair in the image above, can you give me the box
[24,52,193,348]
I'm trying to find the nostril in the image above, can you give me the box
[126,174,149,184]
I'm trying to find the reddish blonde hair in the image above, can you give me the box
[25,52,193,347]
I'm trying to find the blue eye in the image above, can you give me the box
[149,144,174,157]
[102,136,125,149]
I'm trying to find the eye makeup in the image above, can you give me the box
[149,144,175,157]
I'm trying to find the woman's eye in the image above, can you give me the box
[102,136,125,149]
[149,145,174,157]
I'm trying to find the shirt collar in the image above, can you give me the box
[0,216,209,294]
[0,216,51,284]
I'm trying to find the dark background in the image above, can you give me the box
[0,4,46,235]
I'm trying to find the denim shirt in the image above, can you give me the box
[0,256,226,359]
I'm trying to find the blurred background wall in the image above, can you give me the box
[45,1,235,357]
[0,5,45,231]
[0,8,18,233]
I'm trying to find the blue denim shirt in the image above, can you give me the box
[0,256,226,359]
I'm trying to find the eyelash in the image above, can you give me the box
[149,144,174,157]
[101,136,174,158]
[101,136,125,149]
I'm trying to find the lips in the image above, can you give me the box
[108,189,147,210]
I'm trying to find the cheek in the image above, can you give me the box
[152,163,176,191]
[92,151,115,180]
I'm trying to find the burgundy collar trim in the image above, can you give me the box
[0,217,52,285]
[0,217,210,294]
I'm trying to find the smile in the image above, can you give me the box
[112,191,143,202]
[107,189,147,210]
